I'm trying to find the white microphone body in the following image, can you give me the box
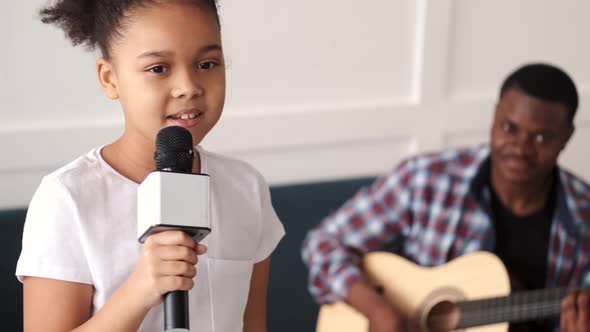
[138,171,211,243]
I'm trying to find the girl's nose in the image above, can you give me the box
[172,71,204,99]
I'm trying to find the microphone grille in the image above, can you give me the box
[154,126,194,173]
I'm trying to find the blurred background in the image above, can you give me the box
[1,0,589,208]
[1,0,589,331]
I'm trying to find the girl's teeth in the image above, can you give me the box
[180,113,197,120]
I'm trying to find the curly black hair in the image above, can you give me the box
[39,0,219,58]
[500,63,579,123]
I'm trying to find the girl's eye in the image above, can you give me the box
[534,134,546,144]
[199,62,217,70]
[148,65,167,74]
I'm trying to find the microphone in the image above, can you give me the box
[137,126,211,332]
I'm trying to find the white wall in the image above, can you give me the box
[1,0,589,209]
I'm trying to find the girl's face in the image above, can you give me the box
[98,1,225,147]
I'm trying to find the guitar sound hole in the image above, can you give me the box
[426,301,460,332]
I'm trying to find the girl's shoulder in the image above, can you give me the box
[43,146,129,200]
[47,147,104,181]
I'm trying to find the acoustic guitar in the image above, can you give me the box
[317,251,573,332]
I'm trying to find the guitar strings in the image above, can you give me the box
[427,301,563,328]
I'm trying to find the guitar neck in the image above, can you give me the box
[456,287,582,328]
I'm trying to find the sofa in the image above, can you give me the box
[0,176,375,332]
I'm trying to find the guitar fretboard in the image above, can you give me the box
[456,287,582,328]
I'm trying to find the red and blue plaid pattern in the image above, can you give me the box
[302,145,590,304]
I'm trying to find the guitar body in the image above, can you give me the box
[316,252,511,332]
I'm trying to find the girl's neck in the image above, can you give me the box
[101,132,201,184]
[101,134,155,184]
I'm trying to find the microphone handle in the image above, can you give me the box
[164,290,189,331]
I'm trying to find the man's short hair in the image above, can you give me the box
[500,63,579,123]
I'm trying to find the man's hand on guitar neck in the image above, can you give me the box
[347,281,408,332]
[561,291,590,332]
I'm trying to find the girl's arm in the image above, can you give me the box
[243,257,271,332]
[23,231,204,332]
[23,276,150,332]
[24,277,93,331]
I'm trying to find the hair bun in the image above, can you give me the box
[39,0,220,58]
[40,0,97,50]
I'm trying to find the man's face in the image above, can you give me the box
[490,88,574,185]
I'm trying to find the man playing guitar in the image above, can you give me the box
[302,63,589,332]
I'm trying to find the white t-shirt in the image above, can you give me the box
[16,145,285,332]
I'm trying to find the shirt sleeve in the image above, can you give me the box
[301,159,416,304]
[15,176,92,284]
[253,174,285,263]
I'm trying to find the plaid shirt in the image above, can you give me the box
[302,145,590,304]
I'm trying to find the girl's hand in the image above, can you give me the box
[127,230,207,310]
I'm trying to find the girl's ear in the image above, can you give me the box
[96,58,120,99]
